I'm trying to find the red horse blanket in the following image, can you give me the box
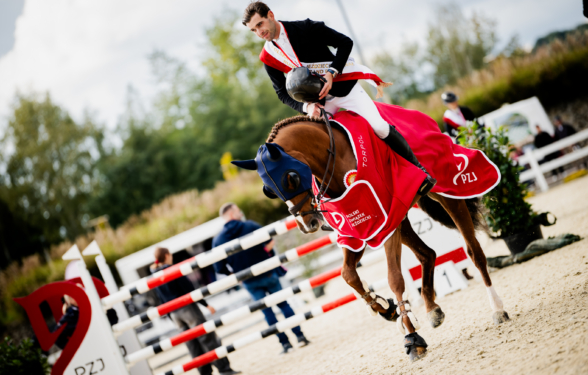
[313,102,500,252]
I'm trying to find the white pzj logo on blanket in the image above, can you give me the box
[453,154,478,185]
[331,212,346,230]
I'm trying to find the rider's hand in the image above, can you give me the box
[207,306,216,315]
[319,72,333,100]
[306,102,323,117]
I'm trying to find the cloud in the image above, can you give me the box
[0,0,583,130]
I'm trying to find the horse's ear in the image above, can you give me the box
[262,185,278,199]
[231,159,257,170]
[265,143,282,161]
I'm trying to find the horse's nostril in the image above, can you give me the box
[309,219,319,230]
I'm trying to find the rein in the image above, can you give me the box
[288,108,336,217]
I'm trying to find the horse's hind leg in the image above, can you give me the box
[433,195,510,325]
[400,217,445,328]
[385,226,428,361]
[341,247,393,317]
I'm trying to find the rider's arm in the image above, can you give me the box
[264,64,305,114]
[305,19,353,76]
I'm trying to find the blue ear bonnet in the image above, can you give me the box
[256,143,313,201]
[232,143,313,201]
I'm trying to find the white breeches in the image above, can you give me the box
[324,83,390,138]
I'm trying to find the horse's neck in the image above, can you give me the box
[275,122,356,197]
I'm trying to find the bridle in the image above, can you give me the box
[288,108,336,218]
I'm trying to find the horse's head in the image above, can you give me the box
[232,143,324,234]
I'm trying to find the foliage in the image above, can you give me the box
[533,23,588,51]
[0,198,45,269]
[425,3,497,89]
[457,122,535,236]
[0,94,105,244]
[0,337,50,375]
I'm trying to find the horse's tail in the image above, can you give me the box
[417,195,488,232]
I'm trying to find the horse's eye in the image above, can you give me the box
[282,171,301,192]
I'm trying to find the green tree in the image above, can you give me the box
[373,2,498,104]
[0,94,105,244]
[90,15,296,227]
[425,2,497,88]
[372,41,430,104]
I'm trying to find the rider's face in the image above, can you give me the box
[246,11,277,41]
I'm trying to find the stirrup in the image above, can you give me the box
[417,175,437,196]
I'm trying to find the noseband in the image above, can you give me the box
[288,108,336,218]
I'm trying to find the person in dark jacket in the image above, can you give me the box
[553,116,577,141]
[213,203,310,355]
[151,247,240,375]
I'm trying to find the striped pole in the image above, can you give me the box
[157,278,390,375]
[112,233,337,334]
[102,218,298,309]
[126,249,386,364]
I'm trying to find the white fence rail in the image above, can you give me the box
[518,129,588,192]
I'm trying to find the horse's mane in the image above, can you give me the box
[267,115,325,142]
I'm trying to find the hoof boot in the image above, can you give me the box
[492,310,510,325]
[378,298,399,322]
[404,332,428,362]
[427,306,445,329]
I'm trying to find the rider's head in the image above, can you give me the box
[243,1,279,41]
[441,91,459,110]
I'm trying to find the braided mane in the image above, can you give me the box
[267,115,325,142]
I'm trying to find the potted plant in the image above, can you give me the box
[457,122,550,254]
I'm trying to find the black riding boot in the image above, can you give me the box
[382,125,437,196]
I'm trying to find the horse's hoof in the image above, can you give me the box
[492,310,510,325]
[409,346,428,362]
[378,298,398,322]
[427,306,445,329]
[404,332,428,362]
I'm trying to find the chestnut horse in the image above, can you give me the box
[236,115,510,361]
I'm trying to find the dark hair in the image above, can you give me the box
[242,1,271,26]
[219,202,237,217]
[154,247,170,264]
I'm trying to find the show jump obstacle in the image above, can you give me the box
[15,208,472,375]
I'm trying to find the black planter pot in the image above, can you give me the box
[503,225,543,255]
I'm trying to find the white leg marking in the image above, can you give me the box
[486,286,504,312]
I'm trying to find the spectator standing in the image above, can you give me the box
[441,91,476,138]
[213,203,310,355]
[151,247,240,375]
[553,115,577,141]
[533,125,560,163]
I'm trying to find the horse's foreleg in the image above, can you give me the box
[400,217,445,328]
[385,227,428,361]
[341,248,393,317]
[434,195,510,325]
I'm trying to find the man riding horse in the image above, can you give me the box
[237,1,510,363]
[242,2,436,198]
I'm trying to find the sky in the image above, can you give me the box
[0,0,585,130]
